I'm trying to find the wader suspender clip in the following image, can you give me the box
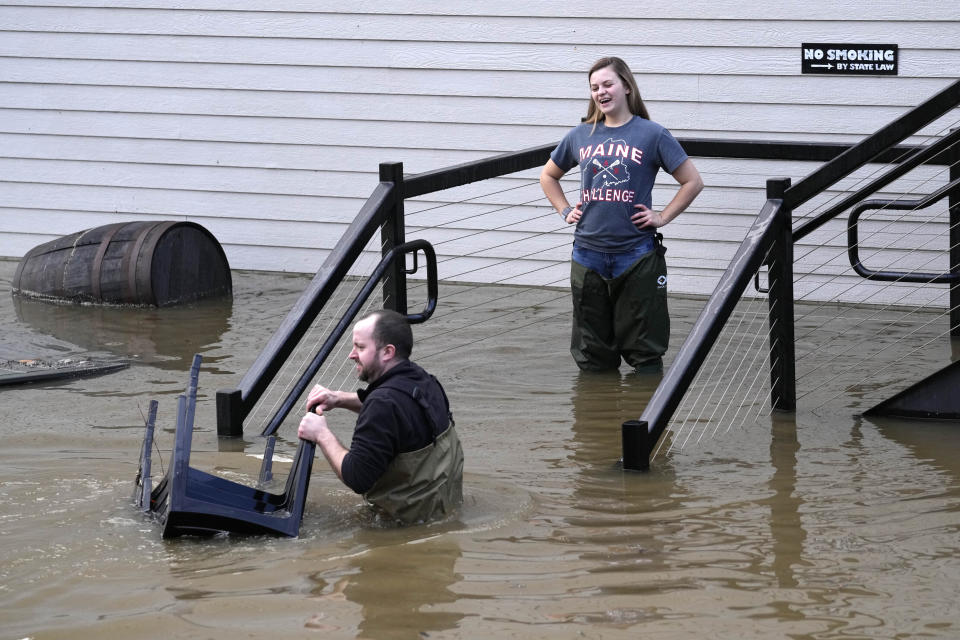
[395,374,454,443]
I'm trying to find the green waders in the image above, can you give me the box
[569,246,669,371]
[364,425,465,525]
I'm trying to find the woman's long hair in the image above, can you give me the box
[584,56,650,127]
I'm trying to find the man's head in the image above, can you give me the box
[349,310,413,382]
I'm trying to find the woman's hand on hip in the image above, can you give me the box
[631,204,664,229]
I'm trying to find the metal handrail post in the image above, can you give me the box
[766,178,796,411]
[380,162,407,314]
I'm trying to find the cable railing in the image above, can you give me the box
[625,79,960,471]
[212,79,959,485]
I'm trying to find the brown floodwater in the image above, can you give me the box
[1,257,959,639]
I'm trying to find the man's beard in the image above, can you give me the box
[358,358,383,383]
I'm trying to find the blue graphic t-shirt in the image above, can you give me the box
[550,116,688,252]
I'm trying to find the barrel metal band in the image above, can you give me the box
[90,222,128,301]
[129,221,178,305]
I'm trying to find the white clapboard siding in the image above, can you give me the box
[4,56,953,107]
[3,31,957,81]
[4,7,959,48]
[1,0,954,20]
[2,107,950,156]
[8,81,959,139]
[0,1,957,308]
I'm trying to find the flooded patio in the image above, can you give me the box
[1,257,959,639]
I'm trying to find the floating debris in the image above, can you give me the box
[0,358,129,387]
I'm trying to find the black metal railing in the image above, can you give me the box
[215,177,398,436]
[257,239,437,438]
[622,187,791,470]
[848,176,960,284]
[213,79,959,455]
[623,78,960,470]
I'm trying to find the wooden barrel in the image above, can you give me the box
[13,221,232,306]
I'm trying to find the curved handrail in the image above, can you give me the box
[260,239,438,437]
[847,176,960,283]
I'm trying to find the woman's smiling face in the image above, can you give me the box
[589,65,630,122]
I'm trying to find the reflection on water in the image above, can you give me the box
[12,291,233,372]
[2,258,960,639]
[308,530,463,637]
[764,413,805,591]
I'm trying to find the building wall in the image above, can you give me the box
[1,1,957,300]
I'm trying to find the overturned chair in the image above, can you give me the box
[134,239,438,538]
[134,354,316,537]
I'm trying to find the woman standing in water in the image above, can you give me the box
[540,56,703,374]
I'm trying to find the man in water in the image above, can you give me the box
[298,309,464,524]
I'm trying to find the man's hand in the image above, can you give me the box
[298,411,347,479]
[298,410,329,443]
[306,384,339,414]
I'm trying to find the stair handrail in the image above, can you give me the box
[259,239,437,437]
[848,175,960,283]
[624,78,960,470]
